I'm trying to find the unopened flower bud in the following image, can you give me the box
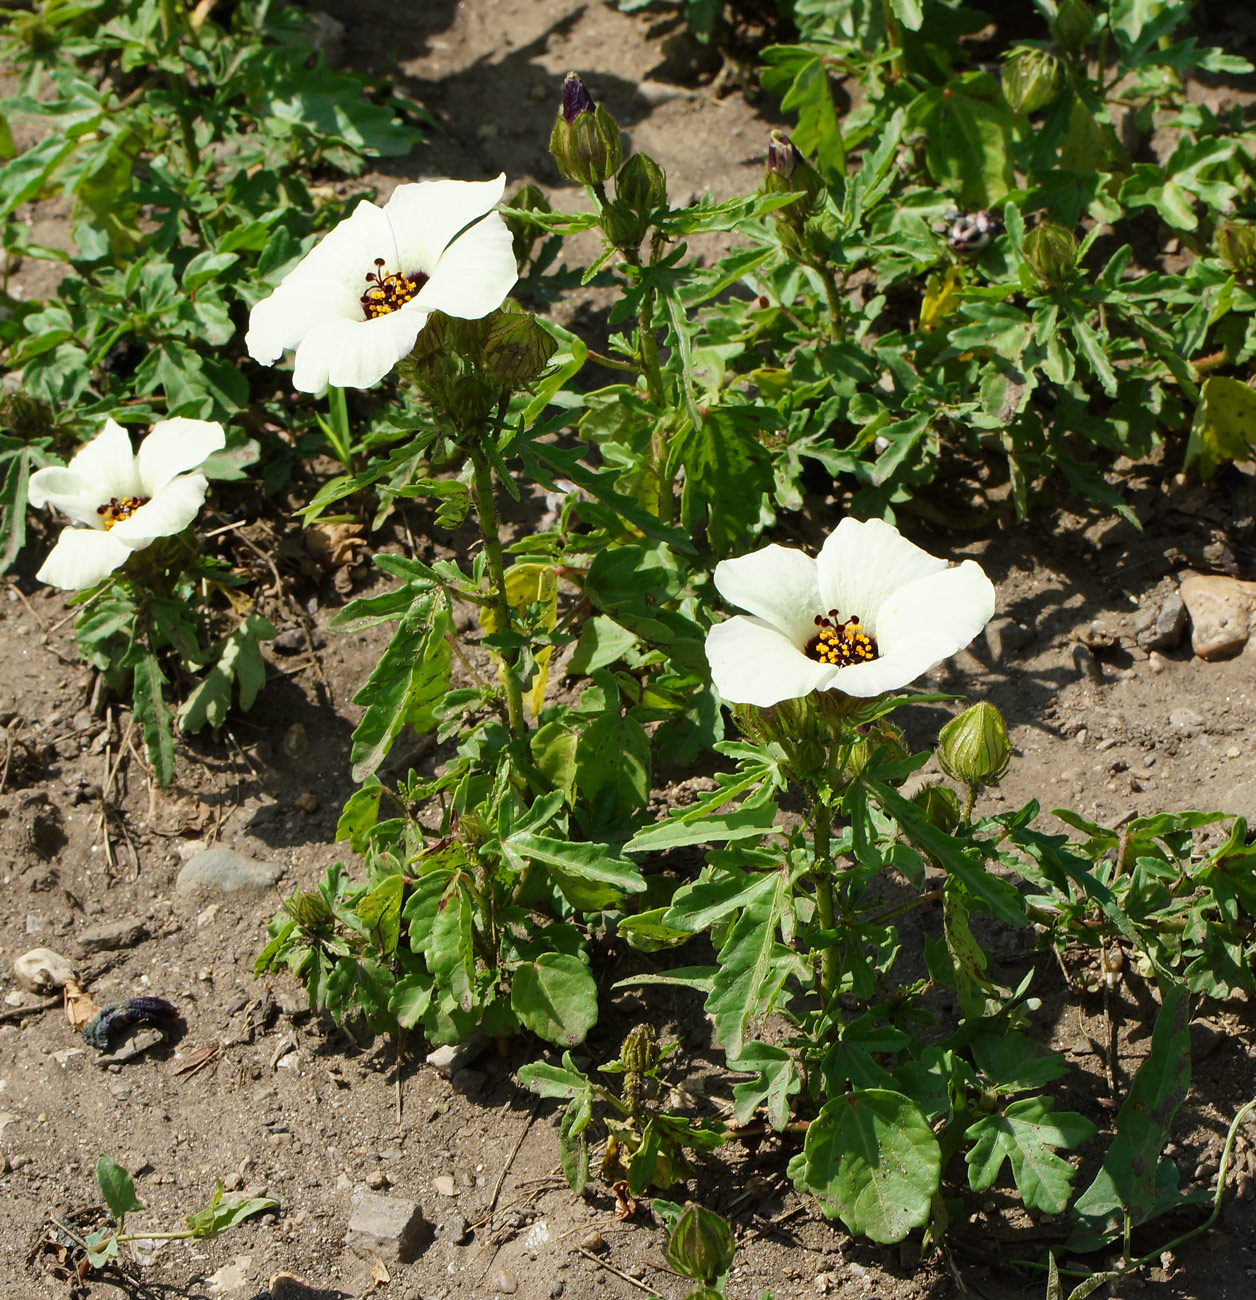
[287,891,331,929]
[482,308,559,390]
[763,129,823,224]
[665,1203,735,1284]
[615,152,667,218]
[598,197,650,251]
[504,182,551,269]
[912,781,961,833]
[1023,221,1079,288]
[550,72,621,186]
[1215,220,1256,275]
[1001,45,1064,115]
[937,702,1011,788]
[1052,0,1095,51]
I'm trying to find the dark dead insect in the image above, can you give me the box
[82,996,180,1050]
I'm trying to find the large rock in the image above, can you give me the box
[77,919,148,954]
[1179,573,1256,661]
[175,847,285,896]
[345,1193,427,1264]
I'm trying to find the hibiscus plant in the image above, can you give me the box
[8,0,1256,1284]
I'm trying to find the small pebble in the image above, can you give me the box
[433,1174,457,1197]
[282,723,308,757]
[295,791,319,814]
[581,1229,605,1252]
[366,1170,389,1190]
[496,1269,518,1295]
[1227,746,1242,759]
[1148,650,1167,674]
[551,1285,565,1299]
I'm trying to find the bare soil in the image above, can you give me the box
[4,4,1256,1300]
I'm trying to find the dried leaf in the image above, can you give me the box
[63,978,99,1032]
[370,1257,391,1286]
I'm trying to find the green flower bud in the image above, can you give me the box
[504,182,551,269]
[1214,220,1256,275]
[1022,221,1079,288]
[912,781,961,833]
[620,1024,658,1075]
[763,129,824,225]
[482,308,559,390]
[598,197,651,252]
[682,1292,724,1300]
[616,152,667,217]
[1001,45,1065,115]
[665,1203,736,1284]
[549,71,621,186]
[286,890,331,930]
[1051,0,1095,51]
[937,702,1011,788]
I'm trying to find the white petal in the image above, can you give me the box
[414,212,518,319]
[246,278,364,365]
[281,199,398,292]
[110,473,209,546]
[136,420,225,496]
[822,639,959,697]
[290,310,426,395]
[713,544,822,648]
[875,560,996,655]
[66,420,141,499]
[706,616,839,707]
[387,176,507,275]
[35,527,131,590]
[26,467,107,527]
[817,518,947,625]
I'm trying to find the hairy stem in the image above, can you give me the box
[811,792,839,1006]
[467,430,525,739]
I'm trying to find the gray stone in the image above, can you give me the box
[1169,707,1205,735]
[1136,590,1187,651]
[175,847,285,896]
[77,919,148,954]
[438,1212,468,1244]
[345,1193,426,1265]
[425,1031,485,1078]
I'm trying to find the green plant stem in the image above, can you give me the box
[621,242,673,524]
[881,0,905,81]
[817,262,845,342]
[810,792,839,1006]
[467,431,525,740]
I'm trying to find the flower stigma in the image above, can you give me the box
[96,496,150,530]
[805,609,878,667]
[360,258,429,319]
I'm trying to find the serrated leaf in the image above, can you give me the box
[1186,376,1256,480]
[480,561,557,716]
[350,601,453,782]
[1071,978,1191,1243]
[705,871,807,1059]
[559,1093,591,1194]
[729,1042,801,1129]
[793,1089,941,1244]
[131,649,175,786]
[357,874,404,955]
[501,831,644,911]
[512,954,598,1046]
[965,1097,1096,1213]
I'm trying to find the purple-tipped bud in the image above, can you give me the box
[766,130,801,180]
[763,130,824,228]
[550,73,621,186]
[562,71,597,124]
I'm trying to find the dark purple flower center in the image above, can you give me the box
[804,609,878,667]
[96,495,149,529]
[361,258,429,319]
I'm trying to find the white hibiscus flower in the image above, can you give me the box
[245,175,519,396]
[27,418,226,591]
[705,518,996,708]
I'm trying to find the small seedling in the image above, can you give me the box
[83,1155,275,1272]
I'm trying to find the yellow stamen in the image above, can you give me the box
[804,610,878,667]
